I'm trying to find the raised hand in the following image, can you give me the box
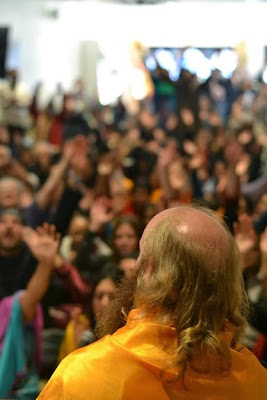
[65,135,90,176]
[233,214,258,255]
[188,153,206,170]
[89,197,114,232]
[79,187,95,212]
[157,141,177,168]
[22,223,60,266]
[183,140,197,156]
[224,139,243,168]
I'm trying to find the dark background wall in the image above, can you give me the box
[0,27,9,78]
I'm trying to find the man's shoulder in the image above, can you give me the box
[59,335,115,372]
[38,336,119,399]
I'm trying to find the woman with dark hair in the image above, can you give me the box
[58,265,124,361]
[111,215,140,262]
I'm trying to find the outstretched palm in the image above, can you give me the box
[233,214,257,255]
[22,223,60,265]
[89,197,114,231]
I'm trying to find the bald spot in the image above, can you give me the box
[140,206,228,251]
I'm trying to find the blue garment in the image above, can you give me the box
[0,293,40,399]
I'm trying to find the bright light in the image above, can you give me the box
[130,68,148,101]
[182,47,212,80]
[182,47,203,73]
[155,49,176,72]
[97,60,124,105]
[210,52,220,70]
[145,55,157,71]
[197,55,212,81]
[217,49,238,78]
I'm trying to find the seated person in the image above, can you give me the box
[39,206,267,399]
[59,213,111,264]
[58,265,124,361]
[76,198,140,282]
[0,219,59,399]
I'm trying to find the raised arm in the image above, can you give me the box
[34,139,78,210]
[0,144,33,188]
[35,156,70,210]
[233,214,259,271]
[20,224,60,323]
[157,141,177,201]
[75,197,113,277]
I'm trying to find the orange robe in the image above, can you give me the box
[38,310,267,399]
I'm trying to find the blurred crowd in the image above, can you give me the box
[0,65,267,398]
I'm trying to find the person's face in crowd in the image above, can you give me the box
[180,108,194,126]
[197,167,209,182]
[119,257,136,277]
[139,109,157,130]
[196,129,212,150]
[133,187,150,212]
[113,222,138,258]
[165,113,179,131]
[65,96,76,113]
[69,215,88,250]
[168,161,188,190]
[20,148,34,168]
[92,278,117,320]
[0,181,20,208]
[0,214,23,253]
[256,194,267,215]
[213,160,226,179]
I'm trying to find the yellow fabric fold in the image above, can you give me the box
[58,315,89,363]
[38,309,267,400]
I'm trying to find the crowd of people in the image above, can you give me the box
[0,64,267,398]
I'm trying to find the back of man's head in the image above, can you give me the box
[137,207,248,369]
[98,205,249,381]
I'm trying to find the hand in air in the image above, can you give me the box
[22,223,60,266]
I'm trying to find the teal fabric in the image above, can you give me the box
[0,294,25,398]
[0,294,40,399]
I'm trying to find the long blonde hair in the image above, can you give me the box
[134,206,249,383]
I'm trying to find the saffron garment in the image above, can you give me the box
[38,310,267,400]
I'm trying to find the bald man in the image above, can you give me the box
[38,206,267,400]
